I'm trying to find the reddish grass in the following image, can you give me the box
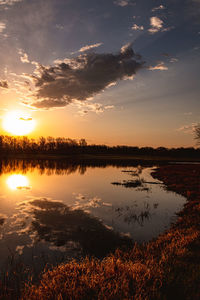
[17,165,200,299]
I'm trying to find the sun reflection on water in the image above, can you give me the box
[6,174,30,190]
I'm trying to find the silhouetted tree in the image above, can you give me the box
[0,135,199,157]
[195,124,200,144]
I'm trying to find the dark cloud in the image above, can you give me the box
[0,80,8,88]
[28,45,144,109]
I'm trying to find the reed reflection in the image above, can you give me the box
[6,174,30,190]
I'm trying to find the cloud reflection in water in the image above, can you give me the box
[16,198,131,258]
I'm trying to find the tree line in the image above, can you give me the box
[0,135,199,158]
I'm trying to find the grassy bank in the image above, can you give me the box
[19,164,200,300]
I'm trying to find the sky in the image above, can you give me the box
[0,0,199,147]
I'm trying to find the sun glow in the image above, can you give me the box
[7,174,30,190]
[2,110,36,135]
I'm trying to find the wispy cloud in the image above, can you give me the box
[148,62,168,71]
[78,43,103,53]
[0,22,6,32]
[114,0,130,7]
[0,0,23,6]
[177,123,198,134]
[18,49,30,63]
[75,101,114,116]
[152,5,165,12]
[161,54,178,63]
[55,24,64,30]
[170,58,179,63]
[132,24,144,31]
[22,44,144,110]
[73,193,112,210]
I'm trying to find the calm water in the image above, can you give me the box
[0,160,186,272]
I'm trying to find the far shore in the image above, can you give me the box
[0,153,200,162]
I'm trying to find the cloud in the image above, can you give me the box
[170,57,178,63]
[161,54,178,63]
[148,62,168,71]
[184,112,192,116]
[0,0,23,6]
[24,44,144,109]
[0,80,8,88]
[114,0,130,7]
[148,17,173,34]
[55,24,64,30]
[78,42,103,53]
[18,49,30,63]
[131,24,144,31]
[75,101,114,116]
[0,22,6,32]
[177,123,198,134]
[152,5,165,12]
[148,17,163,34]
[73,193,112,210]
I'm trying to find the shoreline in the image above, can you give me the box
[0,153,200,162]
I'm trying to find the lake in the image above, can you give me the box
[0,159,186,274]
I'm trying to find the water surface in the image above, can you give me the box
[0,159,186,272]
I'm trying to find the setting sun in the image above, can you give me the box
[2,111,36,136]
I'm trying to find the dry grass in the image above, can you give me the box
[21,227,199,299]
[20,164,200,300]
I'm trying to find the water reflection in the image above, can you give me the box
[0,159,186,272]
[114,202,154,226]
[111,167,159,192]
[19,198,131,258]
[0,214,6,226]
[0,159,153,176]
[6,174,30,190]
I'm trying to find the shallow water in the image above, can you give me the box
[0,160,186,271]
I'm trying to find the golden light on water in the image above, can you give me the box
[7,174,30,190]
[2,110,36,135]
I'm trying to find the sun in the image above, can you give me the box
[2,110,36,135]
[6,174,30,190]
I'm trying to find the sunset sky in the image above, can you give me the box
[0,0,199,147]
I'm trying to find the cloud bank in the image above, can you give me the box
[25,45,144,109]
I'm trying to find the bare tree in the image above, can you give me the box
[195,124,200,144]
